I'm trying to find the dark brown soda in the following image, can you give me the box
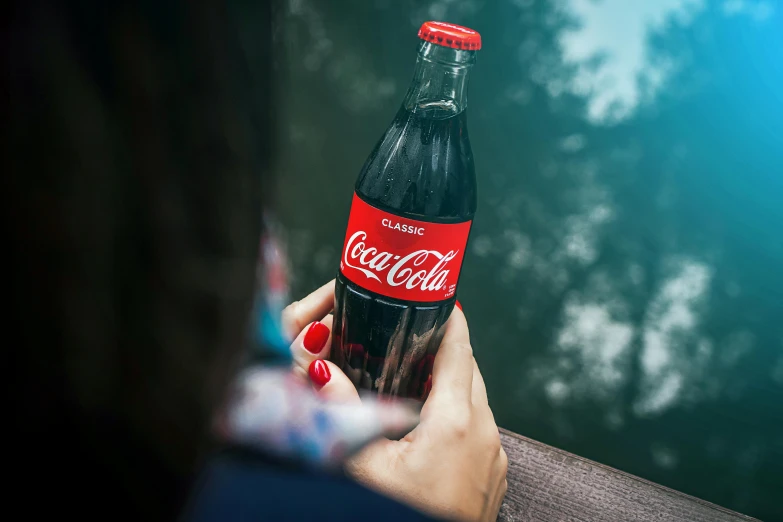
[330,103,476,400]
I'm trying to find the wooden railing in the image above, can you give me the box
[498,429,757,521]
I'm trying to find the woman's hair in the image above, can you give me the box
[8,1,274,518]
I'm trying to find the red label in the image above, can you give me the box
[339,193,472,302]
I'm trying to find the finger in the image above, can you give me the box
[426,307,474,412]
[487,477,508,522]
[471,358,488,407]
[308,360,361,405]
[470,357,498,432]
[492,449,509,519]
[281,280,335,340]
[498,446,509,480]
[290,315,333,379]
[481,447,508,522]
[441,305,470,346]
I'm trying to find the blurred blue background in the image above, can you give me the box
[270,1,783,519]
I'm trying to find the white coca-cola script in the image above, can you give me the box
[339,193,472,302]
[343,231,458,291]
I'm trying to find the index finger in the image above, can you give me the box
[281,280,335,340]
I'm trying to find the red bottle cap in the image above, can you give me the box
[417,21,481,51]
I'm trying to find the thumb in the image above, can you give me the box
[424,307,474,417]
[308,360,362,405]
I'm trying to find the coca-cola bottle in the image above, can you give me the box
[330,21,480,400]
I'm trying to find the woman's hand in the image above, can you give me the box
[284,281,508,522]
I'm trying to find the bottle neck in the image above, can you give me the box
[403,41,476,119]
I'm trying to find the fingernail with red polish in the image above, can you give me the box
[455,300,463,311]
[309,360,331,387]
[303,321,330,354]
